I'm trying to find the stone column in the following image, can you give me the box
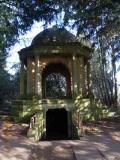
[67,111,72,138]
[35,55,42,97]
[20,61,25,95]
[72,53,78,95]
[27,58,32,94]
[44,108,47,139]
[87,60,92,95]
[77,56,86,96]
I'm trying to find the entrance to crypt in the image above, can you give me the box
[46,108,68,140]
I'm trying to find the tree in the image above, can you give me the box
[0,0,120,107]
[45,73,67,98]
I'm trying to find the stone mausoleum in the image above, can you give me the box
[17,26,92,140]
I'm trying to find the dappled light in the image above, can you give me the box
[0,1,120,159]
[0,119,120,160]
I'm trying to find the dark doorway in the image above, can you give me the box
[46,108,68,140]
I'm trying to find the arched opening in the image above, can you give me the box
[46,108,68,140]
[42,63,71,99]
[45,73,67,98]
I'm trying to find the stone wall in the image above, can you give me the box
[11,98,112,141]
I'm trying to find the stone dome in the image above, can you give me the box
[32,26,78,45]
[19,26,92,62]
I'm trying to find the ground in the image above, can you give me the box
[0,117,120,160]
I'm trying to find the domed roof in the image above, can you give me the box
[19,26,93,62]
[32,26,78,45]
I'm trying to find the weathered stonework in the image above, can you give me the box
[16,27,94,140]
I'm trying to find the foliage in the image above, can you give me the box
[74,98,111,121]
[91,33,120,107]
[45,73,67,98]
[0,0,120,108]
[0,69,11,103]
[0,64,20,103]
[0,0,120,53]
[11,99,42,122]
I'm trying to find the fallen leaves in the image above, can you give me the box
[0,120,28,140]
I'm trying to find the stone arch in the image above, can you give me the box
[42,62,71,98]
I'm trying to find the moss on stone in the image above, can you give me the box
[74,98,110,121]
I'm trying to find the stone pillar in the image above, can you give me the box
[27,58,32,94]
[77,56,86,95]
[35,55,42,97]
[87,60,92,95]
[67,111,72,138]
[44,108,47,139]
[72,53,78,95]
[20,61,25,95]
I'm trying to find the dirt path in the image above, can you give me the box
[0,120,120,160]
[31,141,76,160]
[0,121,76,160]
[0,136,76,160]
